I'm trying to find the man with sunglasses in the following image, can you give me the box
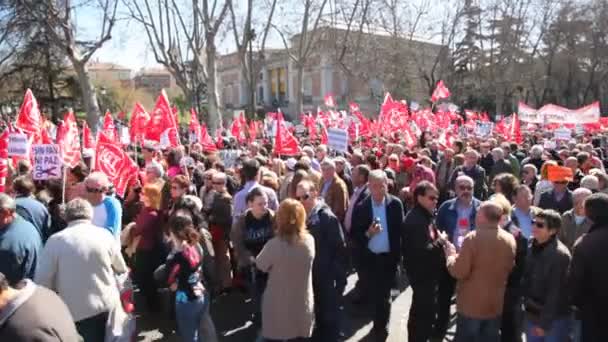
[402,181,443,342]
[83,172,122,240]
[435,175,482,340]
[522,209,571,342]
[296,180,346,342]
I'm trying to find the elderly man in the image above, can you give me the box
[352,170,405,341]
[512,184,541,239]
[489,147,513,184]
[13,175,51,242]
[435,175,481,340]
[501,143,521,178]
[521,164,539,194]
[522,145,545,172]
[315,144,329,165]
[538,175,574,214]
[449,149,489,200]
[436,148,456,200]
[0,193,42,286]
[565,156,584,191]
[0,272,80,341]
[83,172,123,239]
[444,201,516,342]
[144,162,165,187]
[319,159,349,222]
[297,180,346,342]
[302,145,321,171]
[559,188,592,250]
[35,198,127,342]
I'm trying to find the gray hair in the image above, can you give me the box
[580,175,599,192]
[321,158,336,170]
[522,163,538,175]
[84,171,110,189]
[455,175,474,187]
[0,193,16,211]
[491,147,505,160]
[369,169,388,183]
[573,188,592,205]
[145,162,164,178]
[212,172,227,185]
[64,198,94,222]
[530,145,544,158]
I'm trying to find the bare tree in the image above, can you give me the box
[228,0,277,118]
[126,0,229,131]
[16,0,119,130]
[273,0,329,116]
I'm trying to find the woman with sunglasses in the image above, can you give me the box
[231,187,274,327]
[522,209,572,342]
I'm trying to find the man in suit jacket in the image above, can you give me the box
[352,169,405,341]
[344,165,371,299]
[538,179,573,214]
[319,159,349,222]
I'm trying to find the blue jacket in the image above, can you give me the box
[436,197,482,242]
[101,196,122,239]
[15,196,51,243]
[0,216,42,285]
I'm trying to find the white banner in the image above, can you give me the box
[32,144,62,180]
[8,133,30,157]
[327,128,349,153]
[519,102,600,124]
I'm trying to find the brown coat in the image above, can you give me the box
[447,224,516,319]
[256,234,315,340]
[319,175,349,222]
[559,209,592,251]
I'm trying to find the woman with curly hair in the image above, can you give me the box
[492,173,520,204]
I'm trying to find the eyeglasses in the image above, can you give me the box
[533,221,546,228]
[427,195,439,201]
[296,193,311,201]
[86,187,103,193]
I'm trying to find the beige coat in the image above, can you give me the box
[256,233,315,340]
[448,224,516,319]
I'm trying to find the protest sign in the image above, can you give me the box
[219,149,241,169]
[8,133,29,157]
[32,144,61,180]
[327,128,348,153]
[474,121,493,137]
[553,127,572,140]
[543,140,557,150]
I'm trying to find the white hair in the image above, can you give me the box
[455,175,474,187]
[85,171,110,188]
[530,145,544,158]
[573,188,592,205]
[580,175,599,191]
[64,198,94,222]
[492,147,505,159]
[369,169,388,183]
[321,158,336,170]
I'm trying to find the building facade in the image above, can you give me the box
[217,26,447,118]
[87,62,133,88]
[134,68,176,95]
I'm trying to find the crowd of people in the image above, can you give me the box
[1,129,608,342]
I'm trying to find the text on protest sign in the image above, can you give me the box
[32,144,62,180]
[8,133,30,157]
[219,150,241,169]
[474,121,494,137]
[327,128,349,153]
[553,127,572,141]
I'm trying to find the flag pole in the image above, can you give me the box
[62,166,67,204]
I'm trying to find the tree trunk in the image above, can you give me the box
[72,60,101,132]
[205,42,222,133]
[294,61,304,118]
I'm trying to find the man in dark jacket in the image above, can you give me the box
[0,273,80,341]
[352,170,405,341]
[449,149,488,200]
[489,147,513,184]
[538,179,573,214]
[0,194,42,286]
[403,181,444,342]
[479,143,495,177]
[523,209,571,341]
[297,180,347,342]
[13,175,51,242]
[569,193,608,342]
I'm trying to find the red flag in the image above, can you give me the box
[349,102,360,113]
[216,128,224,149]
[39,116,54,144]
[189,108,200,132]
[129,103,150,144]
[15,89,41,139]
[319,123,328,145]
[102,111,118,142]
[431,80,451,103]
[56,111,81,168]
[0,130,8,193]
[274,112,300,155]
[117,111,127,121]
[82,121,95,150]
[509,114,523,144]
[230,113,247,143]
[324,93,337,108]
[248,121,259,143]
[145,90,179,147]
[94,131,138,198]
[199,124,218,152]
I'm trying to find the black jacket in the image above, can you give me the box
[522,236,571,330]
[449,164,489,200]
[402,205,444,284]
[538,189,573,214]
[570,223,608,342]
[307,202,347,291]
[503,221,528,291]
[352,194,405,266]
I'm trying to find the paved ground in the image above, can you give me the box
[135,272,457,342]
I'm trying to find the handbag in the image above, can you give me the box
[105,273,136,342]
